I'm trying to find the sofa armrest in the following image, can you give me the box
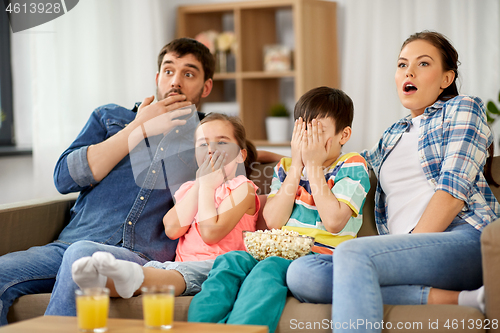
[481,220,500,331]
[0,195,77,256]
[358,169,378,237]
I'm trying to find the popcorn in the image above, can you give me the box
[243,229,314,261]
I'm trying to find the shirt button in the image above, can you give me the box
[152,170,156,174]
[160,147,164,151]
[128,221,132,225]
[175,129,179,133]
[140,196,144,200]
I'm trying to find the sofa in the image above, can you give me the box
[2,159,500,333]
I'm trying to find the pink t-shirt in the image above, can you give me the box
[174,175,259,262]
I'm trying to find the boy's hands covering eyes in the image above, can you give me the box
[290,117,306,171]
[302,119,332,168]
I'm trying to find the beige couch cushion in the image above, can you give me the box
[0,197,76,257]
[9,293,486,333]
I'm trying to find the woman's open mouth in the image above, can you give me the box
[403,82,418,95]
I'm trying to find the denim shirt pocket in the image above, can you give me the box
[105,119,127,138]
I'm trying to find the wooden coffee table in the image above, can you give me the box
[0,316,268,332]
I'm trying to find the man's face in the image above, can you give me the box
[156,52,213,107]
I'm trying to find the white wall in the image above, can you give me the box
[1,0,175,205]
[0,156,35,204]
[1,0,498,205]
[340,0,500,154]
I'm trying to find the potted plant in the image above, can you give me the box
[265,103,291,143]
[486,91,500,124]
[486,91,500,154]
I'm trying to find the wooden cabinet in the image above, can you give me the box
[176,0,338,145]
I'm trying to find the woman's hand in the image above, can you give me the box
[302,119,332,168]
[412,190,465,233]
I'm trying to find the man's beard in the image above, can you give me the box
[156,87,204,109]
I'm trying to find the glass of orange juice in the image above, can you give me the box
[141,285,175,329]
[75,287,110,332]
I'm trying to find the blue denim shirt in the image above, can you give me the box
[53,103,202,262]
[361,95,500,235]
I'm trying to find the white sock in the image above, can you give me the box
[91,251,144,299]
[72,256,107,289]
[458,286,485,313]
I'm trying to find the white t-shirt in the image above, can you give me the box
[379,116,435,234]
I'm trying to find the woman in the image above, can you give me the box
[286,31,499,331]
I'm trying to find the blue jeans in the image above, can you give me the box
[44,241,148,317]
[333,221,482,332]
[287,220,483,333]
[287,255,432,305]
[0,239,149,325]
[0,242,69,326]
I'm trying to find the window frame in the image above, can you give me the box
[0,8,14,146]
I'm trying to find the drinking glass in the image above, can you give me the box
[75,287,110,333]
[141,285,175,330]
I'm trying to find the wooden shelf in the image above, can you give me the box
[177,0,338,141]
[213,72,237,81]
[241,71,295,79]
[253,140,291,147]
[213,71,295,81]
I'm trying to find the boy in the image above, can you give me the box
[264,86,369,253]
[187,86,370,333]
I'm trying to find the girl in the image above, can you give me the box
[71,113,260,298]
[187,87,370,333]
[287,31,499,332]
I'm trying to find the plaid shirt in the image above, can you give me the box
[361,95,500,235]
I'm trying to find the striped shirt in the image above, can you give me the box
[361,95,500,235]
[268,153,370,249]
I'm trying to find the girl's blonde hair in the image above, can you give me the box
[198,113,257,176]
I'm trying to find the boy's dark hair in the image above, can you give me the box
[157,38,215,82]
[294,86,354,134]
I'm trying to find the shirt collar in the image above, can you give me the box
[396,98,448,126]
[132,102,141,113]
[395,114,413,128]
[423,98,447,116]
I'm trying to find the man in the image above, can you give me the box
[0,38,266,323]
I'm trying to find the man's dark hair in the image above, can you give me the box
[294,86,354,134]
[157,38,215,82]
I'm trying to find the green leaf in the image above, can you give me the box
[269,103,289,117]
[487,113,496,124]
[487,101,500,115]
